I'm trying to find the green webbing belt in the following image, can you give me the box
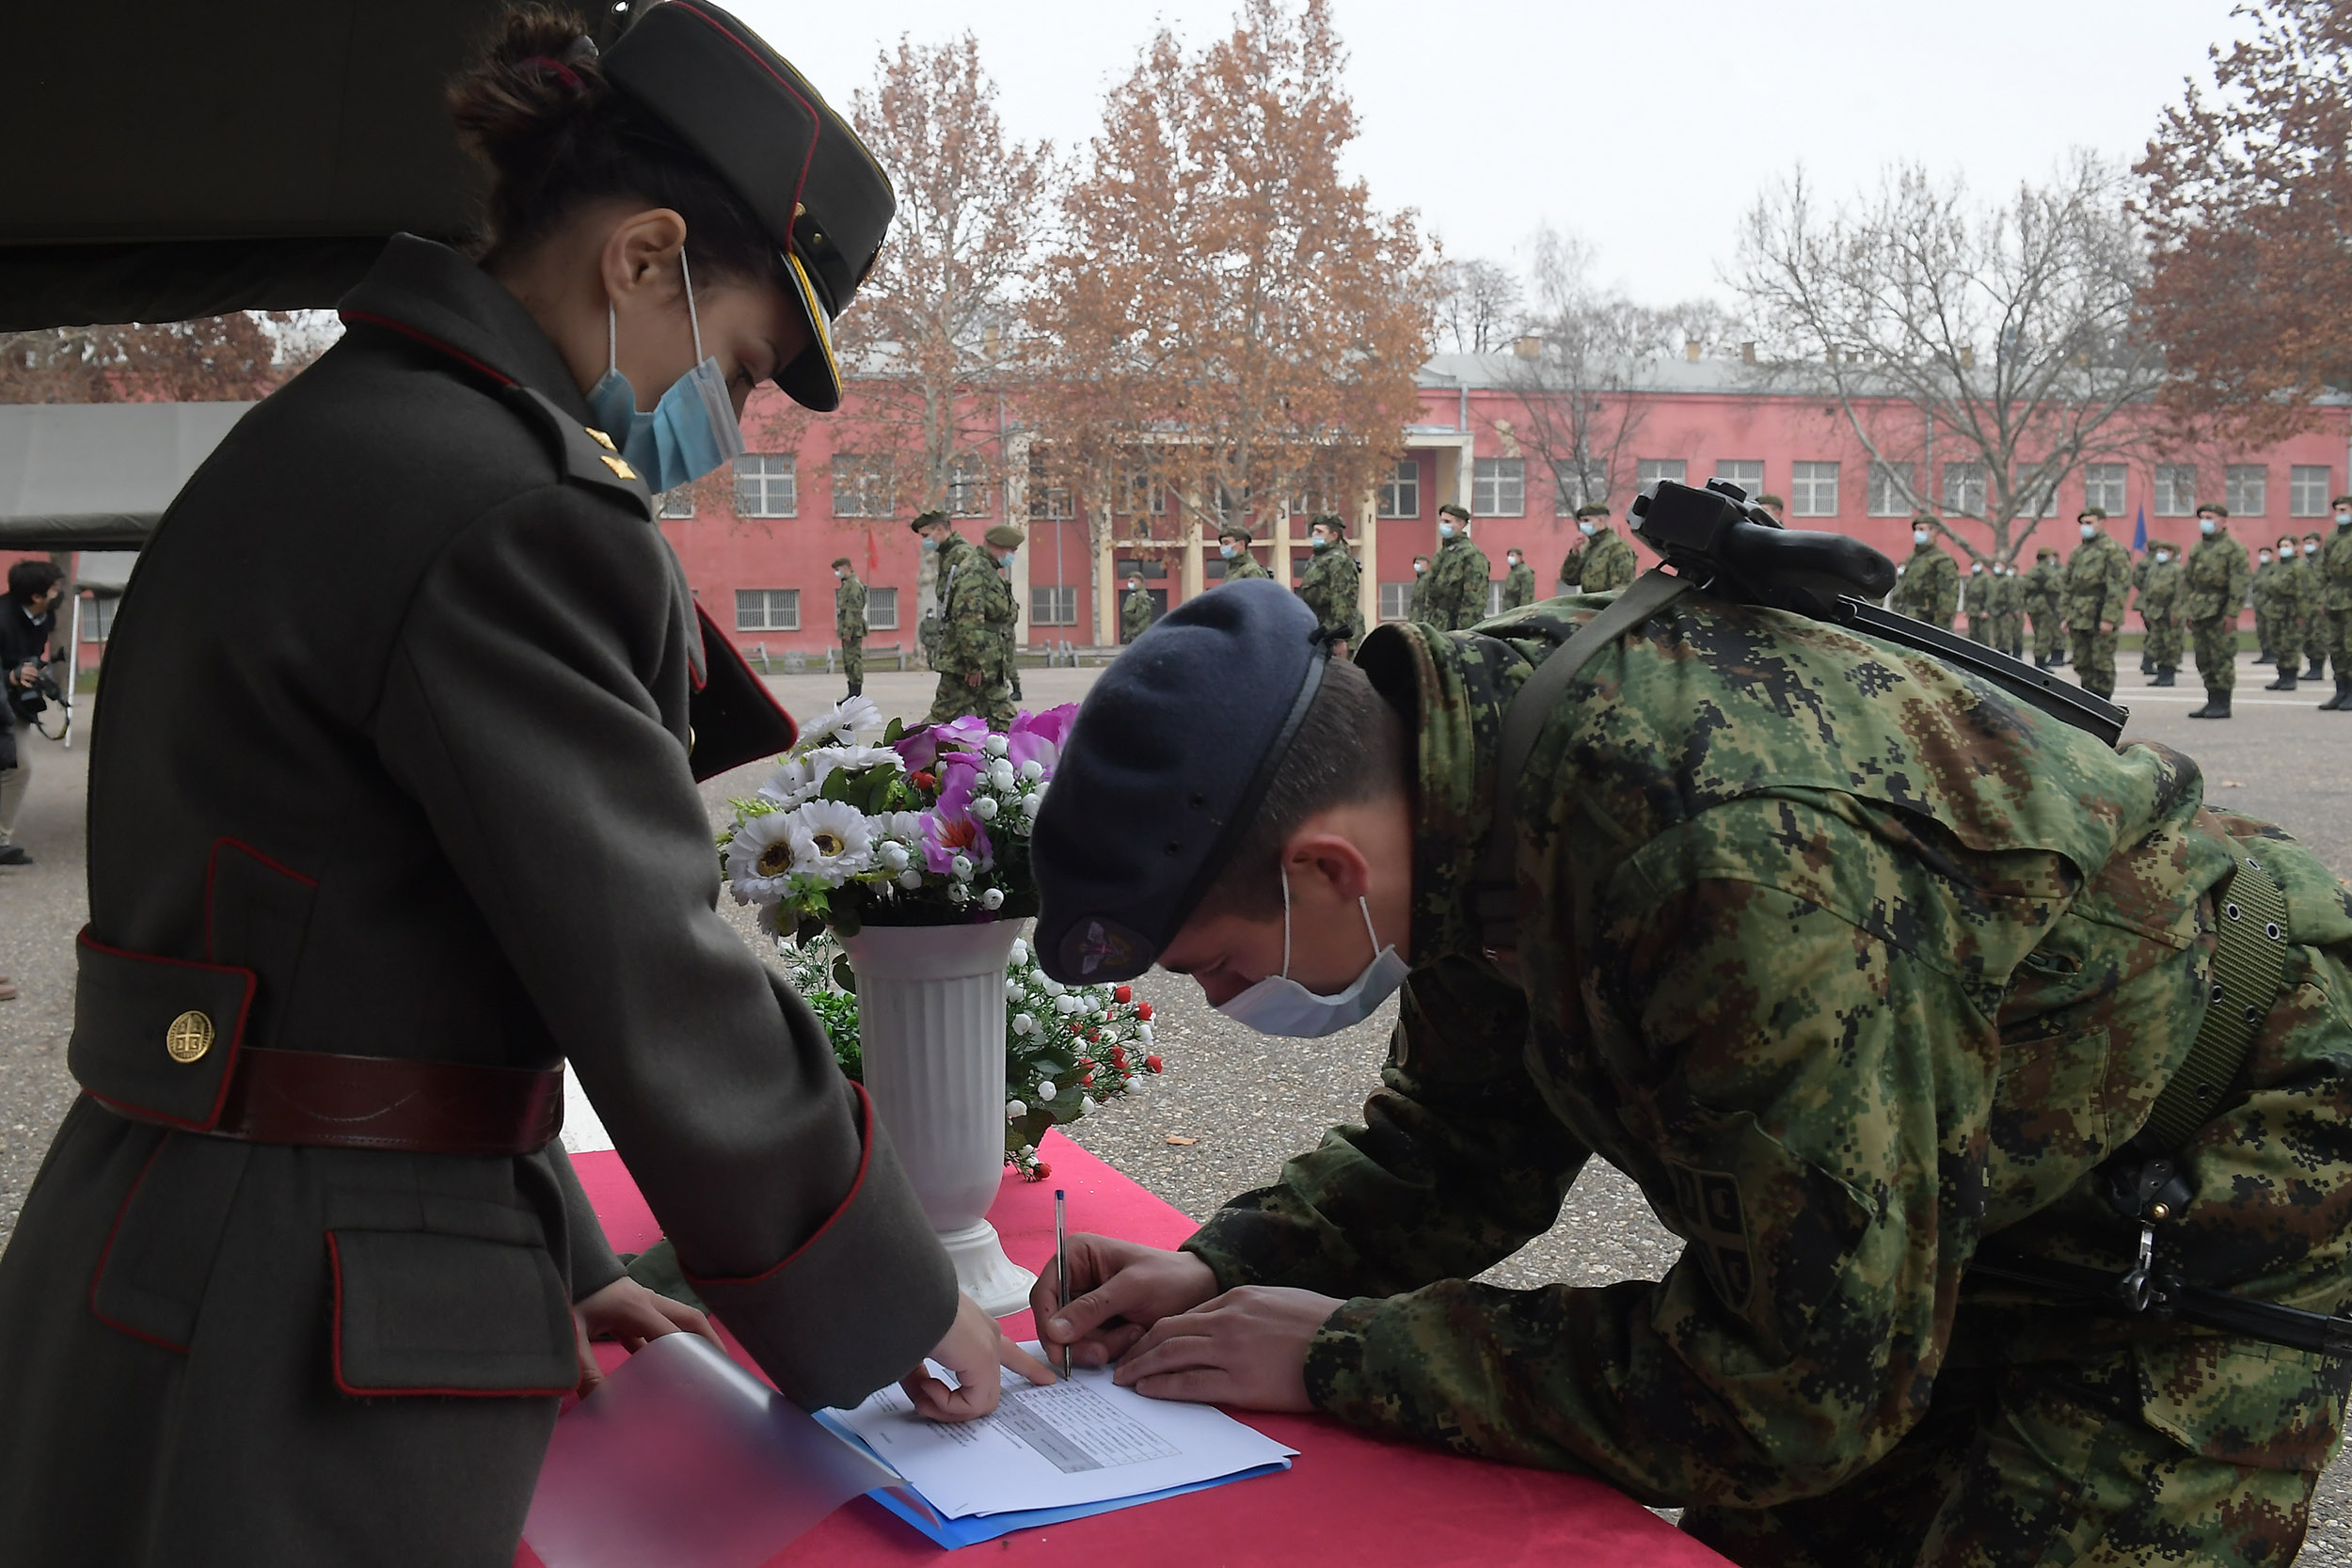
[2137,847,2294,1154]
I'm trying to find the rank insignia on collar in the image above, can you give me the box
[599,453,639,481]
[585,426,618,451]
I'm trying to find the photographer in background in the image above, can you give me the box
[0,559,66,867]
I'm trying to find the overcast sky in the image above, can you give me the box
[731,0,2248,310]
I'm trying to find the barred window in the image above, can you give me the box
[2154,465,2197,517]
[1790,461,1838,517]
[1378,581,1415,621]
[1868,461,1919,517]
[2289,466,2330,517]
[1942,461,1986,517]
[1712,460,1764,500]
[735,588,799,632]
[1471,457,1524,516]
[1376,459,1420,519]
[2082,463,2126,515]
[2225,465,2266,517]
[1636,458,1687,499]
[734,454,796,518]
[831,454,895,518]
[864,586,898,631]
[1030,585,1080,626]
[947,454,991,517]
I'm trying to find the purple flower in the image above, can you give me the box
[893,715,992,773]
[919,761,996,873]
[1007,705,1080,777]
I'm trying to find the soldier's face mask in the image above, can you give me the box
[1214,866,1409,1038]
[2336,511,2350,528]
[1220,544,1239,560]
[1438,521,1457,541]
[1578,520,1596,536]
[2261,553,2273,564]
[1915,529,1931,546]
[2081,523,2099,540]
[2201,517,2218,536]
[588,252,748,495]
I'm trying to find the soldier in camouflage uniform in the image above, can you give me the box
[922,515,1018,727]
[831,556,867,698]
[1889,518,1959,629]
[2249,545,2280,667]
[1577,512,1638,594]
[1499,547,1536,612]
[2137,544,2183,687]
[1121,576,1156,644]
[2261,538,2302,692]
[1295,513,1363,657]
[2319,501,2352,709]
[1994,563,2026,656]
[2131,550,2156,674]
[1559,503,1609,591]
[1406,555,1431,625]
[1218,526,1272,583]
[2185,505,2250,720]
[2024,546,2065,668]
[1422,504,1491,631]
[1030,578,2352,1568]
[2063,510,2132,699]
[2305,529,2334,688]
[1963,561,1995,644]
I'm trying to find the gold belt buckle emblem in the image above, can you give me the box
[166,1009,215,1065]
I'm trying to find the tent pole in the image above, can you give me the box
[64,586,82,750]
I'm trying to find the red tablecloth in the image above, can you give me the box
[524,1133,1728,1567]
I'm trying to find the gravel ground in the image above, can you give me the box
[7,654,2352,1557]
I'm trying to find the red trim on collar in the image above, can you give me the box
[663,1,820,216]
[87,1137,188,1354]
[683,1082,876,1289]
[338,309,517,388]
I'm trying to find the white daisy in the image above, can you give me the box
[806,745,903,790]
[802,694,886,747]
[781,799,875,886]
[757,756,815,805]
[723,812,801,905]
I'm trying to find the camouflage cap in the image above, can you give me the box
[1032,579,1326,984]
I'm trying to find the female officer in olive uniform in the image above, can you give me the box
[0,7,1043,1564]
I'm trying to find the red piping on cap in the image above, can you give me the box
[660,1,820,218]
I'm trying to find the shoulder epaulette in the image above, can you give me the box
[502,387,655,519]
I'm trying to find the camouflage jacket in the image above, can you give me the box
[1296,543,1363,644]
[1556,544,1585,592]
[2184,534,2251,625]
[1422,535,1492,630]
[834,573,867,642]
[2324,524,2352,612]
[1890,543,1959,624]
[2062,532,2132,628]
[1185,591,2352,1500]
[1121,588,1155,642]
[2022,561,2063,617]
[1223,552,1272,582]
[2272,557,2316,620]
[1579,529,1638,594]
[1499,562,1537,612]
[2250,560,2281,616]
[934,538,1009,677]
[2137,560,2182,625]
[1407,571,1430,623]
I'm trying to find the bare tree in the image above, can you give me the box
[1435,258,1524,355]
[1731,153,2166,565]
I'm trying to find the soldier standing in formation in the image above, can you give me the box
[1962,561,1994,644]
[2318,498,2352,709]
[2024,546,2066,667]
[924,513,1018,726]
[831,556,866,699]
[990,531,1023,704]
[2137,543,2184,688]
[2131,548,2158,674]
[1422,504,1490,631]
[1576,508,1639,594]
[1889,517,1958,629]
[1295,513,1362,657]
[2261,536,2304,692]
[1499,546,1536,611]
[2303,531,2333,687]
[1406,554,1432,624]
[2063,508,2132,698]
[1218,525,1271,583]
[2250,544,2280,667]
[1558,503,1607,590]
[1029,579,2352,1566]
[1993,562,2026,656]
[2184,504,2251,720]
[1120,575,1156,644]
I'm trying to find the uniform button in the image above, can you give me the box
[166,1010,215,1065]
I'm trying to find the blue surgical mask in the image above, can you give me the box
[1577,520,1596,537]
[1215,868,1410,1038]
[1914,529,1931,546]
[1220,544,1238,560]
[2201,517,2218,536]
[1438,521,1456,541]
[585,252,746,495]
[1311,533,1332,551]
[2081,523,2099,541]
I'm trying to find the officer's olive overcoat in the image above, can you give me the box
[0,236,955,1566]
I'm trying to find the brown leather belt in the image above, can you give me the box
[197,1047,565,1156]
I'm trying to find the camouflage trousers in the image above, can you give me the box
[926,669,1015,729]
[840,638,863,694]
[1996,615,2024,657]
[2328,610,2352,673]
[2300,612,2329,674]
[2255,610,2277,658]
[2145,618,2183,673]
[2071,628,2118,697]
[2031,614,2067,661]
[2192,619,2239,692]
[1682,1352,2321,1568]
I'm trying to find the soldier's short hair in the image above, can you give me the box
[830,556,853,569]
[1194,656,1409,921]
[2335,495,2352,509]
[1573,503,1610,520]
[1217,525,1254,545]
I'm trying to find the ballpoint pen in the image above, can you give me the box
[1054,1188,1073,1379]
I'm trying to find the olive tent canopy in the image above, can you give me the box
[0,0,645,331]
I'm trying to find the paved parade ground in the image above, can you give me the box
[6,651,2352,1556]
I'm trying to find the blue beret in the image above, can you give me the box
[1033,579,1327,983]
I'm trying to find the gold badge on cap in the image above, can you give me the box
[599,453,639,481]
[166,1009,215,1065]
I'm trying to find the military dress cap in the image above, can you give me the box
[1573,502,1610,519]
[602,0,893,415]
[1438,502,1471,521]
[1033,578,1326,984]
[909,509,949,531]
[983,524,1025,549]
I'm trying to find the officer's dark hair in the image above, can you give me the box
[449,6,781,289]
[7,560,64,599]
[1194,656,1409,921]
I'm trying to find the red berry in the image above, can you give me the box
[1111,1047,1129,1068]
[1136,1003,1153,1021]
[911,769,936,789]
[1034,1162,1053,1180]
[1115,985,1133,1004]
[1145,1055,1163,1073]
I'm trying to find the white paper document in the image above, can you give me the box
[829,1347,1297,1518]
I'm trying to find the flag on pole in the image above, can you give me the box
[867,526,881,574]
[2132,506,2148,553]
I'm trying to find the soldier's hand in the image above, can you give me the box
[569,1275,722,1397]
[964,670,983,689]
[1111,1285,1341,1411]
[904,1291,1057,1422]
[1034,1234,1218,1368]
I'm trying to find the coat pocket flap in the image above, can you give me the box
[68,927,255,1132]
[327,1227,576,1397]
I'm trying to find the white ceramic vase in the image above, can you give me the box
[839,920,1035,1315]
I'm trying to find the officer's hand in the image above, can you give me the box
[570,1275,721,1397]
[1034,1234,1219,1368]
[1111,1285,1341,1411]
[904,1291,1057,1422]
[964,670,983,689]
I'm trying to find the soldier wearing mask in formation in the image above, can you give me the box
[2261,537,2305,693]
[1295,514,1362,658]
[2024,546,2066,668]
[2137,542,2184,689]
[2250,543,2281,667]
[1888,516,1958,630]
[2063,509,2132,699]
[1407,554,1432,625]
[1121,575,1156,645]
[832,555,866,699]
[1422,504,1491,632]
[1218,526,1272,583]
[2317,500,2352,709]
[1575,508,1638,595]
[1963,560,1994,645]
[1499,546,1536,612]
[2183,504,2250,721]
[2302,531,2333,688]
